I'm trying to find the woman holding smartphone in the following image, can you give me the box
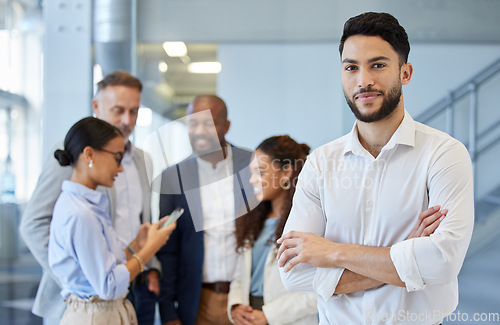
[48,117,176,325]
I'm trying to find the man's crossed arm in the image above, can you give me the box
[277,206,447,294]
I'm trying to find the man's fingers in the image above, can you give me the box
[417,209,447,237]
[418,205,440,222]
[276,237,300,260]
[277,243,300,267]
[422,213,446,236]
[283,255,302,273]
[277,230,305,243]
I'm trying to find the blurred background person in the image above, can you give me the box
[49,117,176,325]
[228,135,318,325]
[157,95,256,325]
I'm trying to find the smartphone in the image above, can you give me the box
[161,208,184,228]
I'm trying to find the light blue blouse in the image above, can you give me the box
[48,181,130,300]
[250,217,280,296]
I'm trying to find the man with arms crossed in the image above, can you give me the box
[277,12,474,325]
[20,71,161,325]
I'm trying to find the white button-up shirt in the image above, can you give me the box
[197,144,237,283]
[280,111,474,325]
[113,144,143,244]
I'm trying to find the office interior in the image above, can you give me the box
[0,0,499,324]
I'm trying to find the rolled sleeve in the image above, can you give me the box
[390,239,425,291]
[391,140,474,292]
[314,267,346,299]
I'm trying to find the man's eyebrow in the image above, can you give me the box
[342,56,391,65]
[342,58,357,64]
[368,56,391,63]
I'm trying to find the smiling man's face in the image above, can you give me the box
[341,35,407,123]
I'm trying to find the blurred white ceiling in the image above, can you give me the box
[3,0,500,117]
[133,0,500,116]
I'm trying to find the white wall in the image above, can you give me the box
[404,44,500,117]
[218,43,344,151]
[218,42,500,152]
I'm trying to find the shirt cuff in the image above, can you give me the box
[313,267,345,300]
[114,264,131,298]
[390,239,425,292]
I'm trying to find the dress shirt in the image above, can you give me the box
[197,144,237,283]
[280,110,474,325]
[113,143,143,244]
[49,181,130,301]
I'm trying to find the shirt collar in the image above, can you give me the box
[196,143,233,170]
[343,109,416,156]
[61,180,109,210]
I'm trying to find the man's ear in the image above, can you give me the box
[401,62,413,85]
[91,98,100,117]
[224,120,231,135]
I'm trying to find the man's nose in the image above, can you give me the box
[358,68,375,89]
[121,112,131,125]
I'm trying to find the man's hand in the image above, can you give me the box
[147,270,160,296]
[407,205,447,239]
[277,231,339,272]
[231,304,254,325]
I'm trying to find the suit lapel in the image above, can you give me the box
[179,156,204,231]
[132,147,152,223]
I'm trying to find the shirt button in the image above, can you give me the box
[367,201,374,207]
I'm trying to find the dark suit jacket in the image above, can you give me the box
[156,145,257,325]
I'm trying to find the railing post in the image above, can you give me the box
[446,91,454,137]
[469,82,477,197]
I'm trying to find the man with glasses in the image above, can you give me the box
[20,71,160,325]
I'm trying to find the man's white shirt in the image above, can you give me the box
[197,144,237,283]
[280,111,474,325]
[113,145,143,244]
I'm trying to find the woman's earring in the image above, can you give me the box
[280,178,291,190]
[89,160,93,168]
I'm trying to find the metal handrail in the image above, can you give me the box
[415,56,500,222]
[416,57,500,125]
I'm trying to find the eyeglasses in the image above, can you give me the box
[98,148,124,166]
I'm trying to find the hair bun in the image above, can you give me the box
[300,143,311,155]
[54,149,72,166]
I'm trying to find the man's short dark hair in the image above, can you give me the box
[96,70,143,93]
[339,12,410,65]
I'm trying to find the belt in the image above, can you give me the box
[202,282,231,294]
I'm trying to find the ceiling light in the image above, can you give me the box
[162,42,187,57]
[187,62,222,74]
[158,61,168,73]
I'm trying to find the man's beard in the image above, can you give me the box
[344,82,402,123]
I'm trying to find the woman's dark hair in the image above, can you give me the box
[339,12,410,65]
[235,135,310,252]
[54,117,123,167]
